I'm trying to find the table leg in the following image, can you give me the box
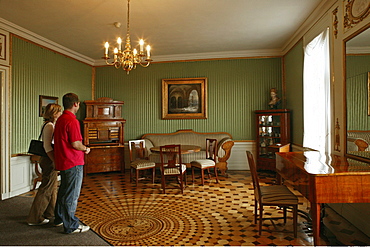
[276,172,282,185]
[311,203,321,246]
[216,162,228,176]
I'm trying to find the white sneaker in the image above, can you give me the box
[71,225,90,233]
[54,222,63,227]
[28,218,49,226]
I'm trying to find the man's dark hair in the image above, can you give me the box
[62,93,79,109]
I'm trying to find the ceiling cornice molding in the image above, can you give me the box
[281,0,337,55]
[0,17,95,65]
[347,46,370,54]
[94,49,283,66]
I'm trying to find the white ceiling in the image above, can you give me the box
[0,0,326,63]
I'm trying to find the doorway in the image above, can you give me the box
[0,65,10,200]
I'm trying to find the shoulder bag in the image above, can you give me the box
[28,122,48,157]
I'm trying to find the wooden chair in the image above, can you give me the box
[159,145,187,194]
[31,155,42,190]
[191,138,219,185]
[246,151,298,237]
[278,143,291,152]
[128,140,156,186]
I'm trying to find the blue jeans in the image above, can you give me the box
[54,165,83,233]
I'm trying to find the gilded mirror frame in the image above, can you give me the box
[345,22,370,162]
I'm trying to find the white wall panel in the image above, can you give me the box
[8,156,32,198]
[227,141,256,170]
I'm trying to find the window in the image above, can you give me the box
[303,28,331,164]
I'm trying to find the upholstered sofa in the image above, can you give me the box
[347,130,370,151]
[141,129,234,175]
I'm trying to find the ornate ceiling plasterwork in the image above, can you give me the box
[344,0,370,32]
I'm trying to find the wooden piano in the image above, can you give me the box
[276,151,370,245]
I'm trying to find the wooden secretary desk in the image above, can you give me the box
[83,97,126,175]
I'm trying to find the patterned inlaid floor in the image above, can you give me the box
[22,170,370,246]
[72,170,370,246]
[76,171,319,246]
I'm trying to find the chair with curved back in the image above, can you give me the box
[129,140,156,186]
[159,145,187,194]
[246,150,298,237]
[190,138,219,186]
[31,155,42,190]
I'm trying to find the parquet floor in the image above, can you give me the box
[75,170,325,246]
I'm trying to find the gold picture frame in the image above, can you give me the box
[39,95,58,117]
[0,29,10,66]
[162,77,207,119]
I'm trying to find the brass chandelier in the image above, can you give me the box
[103,0,152,74]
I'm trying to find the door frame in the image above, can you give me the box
[0,65,11,200]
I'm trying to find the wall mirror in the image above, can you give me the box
[346,25,370,160]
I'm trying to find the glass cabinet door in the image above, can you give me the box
[255,109,290,170]
[258,114,282,158]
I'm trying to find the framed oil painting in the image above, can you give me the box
[39,95,58,117]
[162,77,207,119]
[0,29,10,66]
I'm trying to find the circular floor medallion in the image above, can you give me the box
[97,215,164,241]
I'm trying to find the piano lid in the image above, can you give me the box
[276,151,370,175]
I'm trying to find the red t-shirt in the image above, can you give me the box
[54,110,84,171]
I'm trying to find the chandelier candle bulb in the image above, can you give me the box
[139,39,144,53]
[146,45,151,59]
[104,42,109,56]
[117,37,122,51]
[114,48,118,59]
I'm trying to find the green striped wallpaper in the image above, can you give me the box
[284,40,304,145]
[95,58,282,141]
[11,37,92,154]
[9,33,369,156]
[10,36,284,154]
[346,55,370,130]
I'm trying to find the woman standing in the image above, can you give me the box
[27,103,62,226]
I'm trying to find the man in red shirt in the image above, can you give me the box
[53,93,91,233]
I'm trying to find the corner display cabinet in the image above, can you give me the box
[255,109,290,171]
[83,97,126,175]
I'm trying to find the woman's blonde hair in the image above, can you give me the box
[43,103,62,122]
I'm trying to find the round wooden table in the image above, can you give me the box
[150,145,201,154]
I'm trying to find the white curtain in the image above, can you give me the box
[303,28,331,164]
